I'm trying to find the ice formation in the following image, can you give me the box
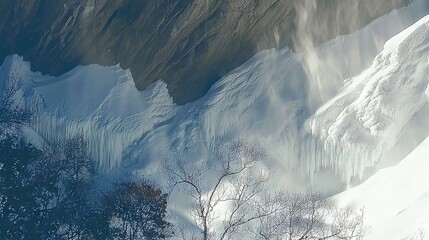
[0,1,428,185]
[332,136,429,239]
[0,56,176,173]
[301,14,429,181]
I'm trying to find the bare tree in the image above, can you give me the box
[0,136,96,239]
[101,180,171,240]
[0,71,34,130]
[163,141,367,240]
[254,192,366,240]
[163,141,278,240]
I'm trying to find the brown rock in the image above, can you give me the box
[0,0,411,104]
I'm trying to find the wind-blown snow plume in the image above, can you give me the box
[0,1,428,189]
[301,15,429,180]
[292,0,429,112]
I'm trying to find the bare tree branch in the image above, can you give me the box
[163,141,367,240]
[0,70,35,131]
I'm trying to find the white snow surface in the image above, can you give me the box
[332,136,429,240]
[0,2,429,238]
[303,14,429,182]
[0,0,429,188]
[1,59,177,173]
[0,1,428,187]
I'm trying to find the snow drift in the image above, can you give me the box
[0,1,428,188]
[332,135,429,239]
[301,14,429,181]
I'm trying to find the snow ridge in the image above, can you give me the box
[302,15,429,181]
[0,56,176,173]
[0,11,428,186]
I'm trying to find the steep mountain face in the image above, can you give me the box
[0,0,410,104]
[1,0,427,190]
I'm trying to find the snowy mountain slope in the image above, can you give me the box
[301,14,429,182]
[0,55,177,173]
[0,0,427,189]
[332,136,429,240]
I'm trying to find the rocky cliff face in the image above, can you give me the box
[0,0,410,104]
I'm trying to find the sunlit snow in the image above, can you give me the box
[332,136,429,239]
[1,1,429,238]
[0,1,427,188]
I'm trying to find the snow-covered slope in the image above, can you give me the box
[332,136,429,239]
[0,1,428,189]
[0,57,176,173]
[302,14,429,181]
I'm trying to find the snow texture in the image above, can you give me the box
[332,136,429,240]
[0,0,428,186]
[302,14,429,181]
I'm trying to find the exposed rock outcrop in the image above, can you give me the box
[0,0,411,104]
